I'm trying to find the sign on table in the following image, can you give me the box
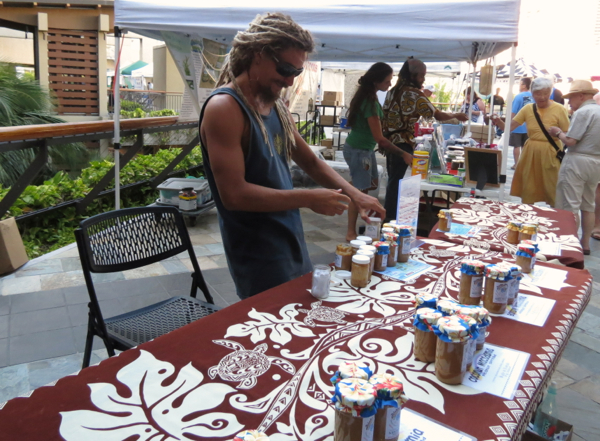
[400,409,476,441]
[537,242,562,256]
[503,294,556,327]
[376,259,434,282]
[522,266,569,291]
[463,344,530,399]
[437,224,481,237]
[397,175,421,240]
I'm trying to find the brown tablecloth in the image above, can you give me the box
[0,239,592,441]
[428,198,585,269]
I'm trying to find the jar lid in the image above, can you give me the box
[336,270,352,279]
[396,225,413,237]
[234,431,269,441]
[333,378,377,417]
[352,254,370,264]
[415,292,438,309]
[519,222,538,233]
[438,209,452,219]
[517,243,536,259]
[521,239,540,253]
[357,235,373,244]
[434,315,474,343]
[359,244,377,252]
[460,259,486,275]
[437,299,461,316]
[507,221,522,231]
[331,360,373,384]
[383,232,399,242]
[350,239,367,248]
[381,227,395,234]
[369,217,382,223]
[414,307,443,331]
[376,243,389,254]
[357,249,374,258]
[369,373,408,405]
[456,305,492,327]
[484,263,512,281]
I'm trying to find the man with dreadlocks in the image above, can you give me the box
[199,13,384,299]
[381,58,468,222]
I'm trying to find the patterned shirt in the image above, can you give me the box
[382,79,436,146]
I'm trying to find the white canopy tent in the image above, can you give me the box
[112,0,520,207]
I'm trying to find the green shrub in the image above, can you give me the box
[120,99,144,112]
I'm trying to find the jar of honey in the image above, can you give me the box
[373,242,389,272]
[413,307,443,362]
[335,244,353,271]
[518,222,538,242]
[515,243,536,273]
[458,259,486,305]
[483,264,512,314]
[437,299,461,316]
[350,239,367,255]
[370,374,408,441]
[456,305,491,351]
[434,315,475,385]
[506,221,522,245]
[351,255,370,288]
[396,226,413,263]
[332,378,377,441]
[437,209,452,232]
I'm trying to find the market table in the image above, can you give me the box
[428,197,585,269]
[0,239,592,441]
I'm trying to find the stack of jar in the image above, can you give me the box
[516,242,537,273]
[330,361,408,441]
[382,223,414,263]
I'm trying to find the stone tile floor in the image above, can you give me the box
[0,150,599,440]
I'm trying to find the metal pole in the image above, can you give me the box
[114,27,122,210]
[487,56,497,144]
[467,62,476,134]
[499,43,517,201]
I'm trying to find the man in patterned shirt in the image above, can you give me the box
[382,58,468,221]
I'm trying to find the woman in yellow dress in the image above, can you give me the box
[492,77,570,207]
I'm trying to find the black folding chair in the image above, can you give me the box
[76,206,220,368]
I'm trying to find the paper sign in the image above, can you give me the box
[463,344,530,399]
[503,294,556,327]
[376,259,434,282]
[537,241,562,256]
[399,408,476,441]
[522,266,568,291]
[397,175,421,240]
[438,224,481,237]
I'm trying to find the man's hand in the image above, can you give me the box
[547,126,561,137]
[402,151,413,165]
[307,189,351,216]
[453,112,469,122]
[351,191,386,223]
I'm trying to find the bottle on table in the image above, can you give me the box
[456,305,492,351]
[518,222,539,242]
[365,217,382,241]
[335,244,354,271]
[516,243,536,273]
[357,235,373,245]
[351,255,370,288]
[311,264,331,300]
[505,264,522,306]
[533,381,559,440]
[458,259,486,305]
[433,315,475,385]
[396,226,413,263]
[350,239,367,255]
[357,249,375,281]
[373,242,389,272]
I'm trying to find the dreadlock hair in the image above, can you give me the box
[346,62,393,128]
[216,12,315,161]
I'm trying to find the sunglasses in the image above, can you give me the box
[271,54,304,78]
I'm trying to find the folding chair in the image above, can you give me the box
[76,206,220,368]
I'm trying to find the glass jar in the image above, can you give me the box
[458,259,486,305]
[369,374,407,441]
[505,263,522,305]
[434,316,473,385]
[515,243,536,273]
[437,299,461,316]
[415,292,438,310]
[506,221,522,245]
[413,307,443,362]
[350,239,367,255]
[396,226,413,263]
[357,235,373,245]
[351,255,370,288]
[373,242,389,272]
[178,187,197,211]
[452,313,478,370]
[437,209,452,232]
[365,217,382,240]
[483,264,512,314]
[518,222,538,242]
[457,305,491,351]
[311,264,331,300]
[335,244,354,271]
[333,378,377,441]
[357,249,374,281]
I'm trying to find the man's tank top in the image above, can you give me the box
[199,87,312,298]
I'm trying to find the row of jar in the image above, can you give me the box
[413,294,492,385]
[331,361,408,441]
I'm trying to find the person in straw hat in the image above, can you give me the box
[548,80,600,255]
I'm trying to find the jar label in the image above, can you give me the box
[532,233,538,241]
[401,236,411,255]
[334,254,343,268]
[179,199,197,211]
[365,223,379,239]
[470,276,483,298]
[493,281,509,303]
[507,278,520,300]
[531,256,536,267]
[362,414,375,441]
[381,254,388,267]
[385,406,401,438]
[477,326,487,345]
[465,338,477,366]
[392,245,398,261]
[460,343,469,373]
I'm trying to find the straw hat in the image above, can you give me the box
[563,80,599,98]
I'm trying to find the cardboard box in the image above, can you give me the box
[0,217,29,275]
[321,138,334,148]
[320,115,338,126]
[468,123,494,143]
[320,100,340,107]
[522,418,573,441]
[323,91,342,102]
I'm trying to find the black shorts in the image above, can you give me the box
[509,132,528,147]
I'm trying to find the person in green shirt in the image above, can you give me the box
[343,62,413,240]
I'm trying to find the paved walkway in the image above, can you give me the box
[1,152,599,440]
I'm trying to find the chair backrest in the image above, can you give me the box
[76,206,191,273]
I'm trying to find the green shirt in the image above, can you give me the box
[346,99,383,150]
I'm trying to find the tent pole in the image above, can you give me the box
[113,27,122,210]
[487,56,497,144]
[467,62,476,133]
[500,43,517,202]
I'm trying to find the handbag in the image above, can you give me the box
[532,104,565,163]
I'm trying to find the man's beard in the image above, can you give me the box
[257,81,287,104]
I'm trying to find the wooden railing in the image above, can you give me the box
[0,117,200,220]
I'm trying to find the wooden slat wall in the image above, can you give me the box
[48,29,99,116]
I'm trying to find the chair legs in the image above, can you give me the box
[82,307,117,369]
[191,272,214,304]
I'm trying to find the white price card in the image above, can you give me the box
[376,259,435,282]
[537,241,562,256]
[399,408,476,441]
[463,344,530,399]
[503,294,556,327]
[522,266,569,291]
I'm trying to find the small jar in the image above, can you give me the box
[331,361,373,385]
[383,232,399,265]
[351,255,370,288]
[415,292,438,310]
[357,250,374,281]
[396,226,413,263]
[483,264,512,314]
[311,264,331,300]
[458,259,486,305]
[234,430,269,441]
[357,235,373,245]
[434,316,474,385]
[413,307,443,362]
[333,378,377,441]
[178,187,197,211]
[381,227,395,237]
[452,312,479,370]
[369,374,408,441]
[373,242,389,272]
[515,243,536,274]
[437,299,461,316]
[504,263,522,305]
[335,244,354,271]
[456,305,492,351]
[365,217,382,240]
[437,209,452,232]
[518,222,538,242]
[506,221,522,245]
[350,239,367,255]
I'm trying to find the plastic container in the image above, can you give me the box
[158,177,211,206]
[413,307,443,362]
[351,255,370,288]
[365,217,382,240]
[178,187,197,211]
[356,235,373,245]
[350,240,367,255]
[411,151,430,179]
[458,259,486,305]
[311,264,331,300]
[357,249,374,281]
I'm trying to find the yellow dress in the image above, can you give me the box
[510,102,570,206]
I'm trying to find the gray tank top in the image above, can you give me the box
[199,87,312,298]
